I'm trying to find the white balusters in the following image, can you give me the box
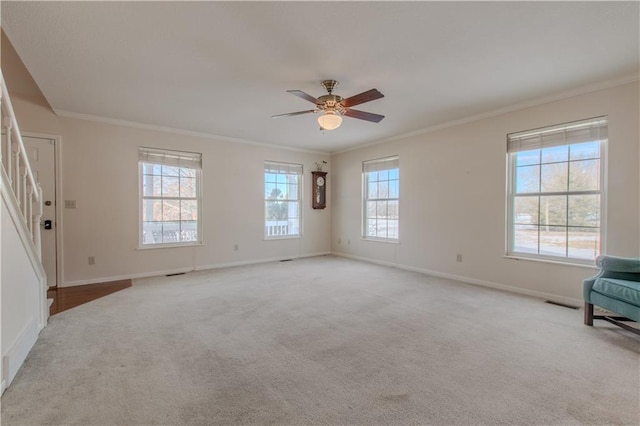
[3,116,13,185]
[33,185,43,257]
[0,69,43,256]
[22,167,28,221]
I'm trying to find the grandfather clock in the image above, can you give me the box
[311,171,327,209]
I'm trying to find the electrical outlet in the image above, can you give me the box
[338,238,341,245]
[65,200,76,209]
[234,244,239,251]
[347,239,351,245]
[456,254,463,263]
[88,256,95,265]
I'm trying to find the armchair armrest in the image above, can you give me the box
[583,272,603,302]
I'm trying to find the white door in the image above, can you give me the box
[23,136,57,287]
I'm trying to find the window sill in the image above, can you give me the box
[264,235,302,241]
[137,242,204,250]
[361,237,400,244]
[504,254,597,269]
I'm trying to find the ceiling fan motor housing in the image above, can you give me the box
[317,94,344,112]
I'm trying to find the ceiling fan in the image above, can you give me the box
[272,80,384,130]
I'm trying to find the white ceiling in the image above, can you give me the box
[2,1,639,153]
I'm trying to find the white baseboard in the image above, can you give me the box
[62,267,194,287]
[195,251,331,272]
[62,252,332,287]
[2,318,39,390]
[61,250,581,307]
[332,251,583,308]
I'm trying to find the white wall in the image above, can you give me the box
[331,82,639,304]
[1,197,44,389]
[10,96,331,286]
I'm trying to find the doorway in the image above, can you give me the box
[23,134,61,288]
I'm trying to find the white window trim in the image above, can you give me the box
[264,161,303,240]
[505,118,607,265]
[138,147,203,248]
[362,156,400,242]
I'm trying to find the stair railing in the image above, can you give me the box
[0,69,43,257]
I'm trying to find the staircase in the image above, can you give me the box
[1,69,48,393]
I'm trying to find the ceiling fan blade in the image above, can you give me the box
[272,110,316,119]
[343,109,385,123]
[287,90,319,104]
[341,89,384,108]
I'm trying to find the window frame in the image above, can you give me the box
[264,161,303,240]
[506,118,607,265]
[138,147,203,249]
[362,156,400,242]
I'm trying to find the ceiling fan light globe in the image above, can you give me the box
[317,112,342,130]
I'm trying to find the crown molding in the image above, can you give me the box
[53,72,638,158]
[53,109,329,155]
[331,73,640,155]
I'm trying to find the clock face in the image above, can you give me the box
[317,176,325,187]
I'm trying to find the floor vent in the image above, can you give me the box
[545,300,579,310]
[166,272,186,277]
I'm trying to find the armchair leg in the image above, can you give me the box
[584,302,594,326]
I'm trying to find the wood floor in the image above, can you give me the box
[47,280,132,315]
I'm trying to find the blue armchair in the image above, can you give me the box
[583,255,640,335]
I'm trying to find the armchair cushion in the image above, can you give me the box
[592,278,640,306]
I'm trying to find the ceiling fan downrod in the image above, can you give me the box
[321,80,338,94]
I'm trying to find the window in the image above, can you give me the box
[264,162,302,238]
[139,147,202,246]
[507,117,607,263]
[363,156,399,240]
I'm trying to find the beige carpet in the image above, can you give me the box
[2,255,638,425]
